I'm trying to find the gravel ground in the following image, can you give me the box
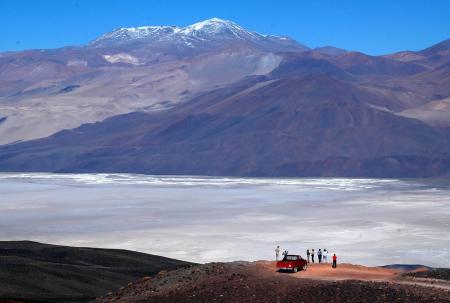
[404,268,450,281]
[95,262,450,303]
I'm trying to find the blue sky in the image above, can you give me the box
[1,0,449,55]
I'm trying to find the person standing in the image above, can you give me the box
[332,254,337,268]
[311,249,315,263]
[323,249,328,263]
[282,250,288,259]
[306,249,311,263]
[318,249,322,263]
[275,245,280,261]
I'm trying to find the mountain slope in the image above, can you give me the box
[399,97,450,127]
[0,18,305,145]
[90,18,308,52]
[0,20,449,177]
[334,51,428,77]
[0,241,192,302]
[0,70,448,177]
[1,20,448,146]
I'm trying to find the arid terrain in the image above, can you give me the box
[2,5,449,303]
[95,261,450,303]
[0,241,192,302]
[2,175,449,267]
[0,19,449,177]
[1,243,449,303]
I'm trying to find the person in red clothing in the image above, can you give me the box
[332,253,337,268]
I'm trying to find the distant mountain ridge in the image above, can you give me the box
[0,18,307,145]
[90,18,306,50]
[0,19,449,177]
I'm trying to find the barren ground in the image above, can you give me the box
[95,262,450,303]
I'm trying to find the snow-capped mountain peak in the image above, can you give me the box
[89,18,295,48]
[178,18,260,40]
[184,18,239,32]
[91,25,179,44]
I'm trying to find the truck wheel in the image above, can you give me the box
[293,267,298,273]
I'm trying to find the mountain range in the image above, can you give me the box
[0,18,449,177]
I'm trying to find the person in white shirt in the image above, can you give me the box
[323,249,328,263]
[275,245,280,261]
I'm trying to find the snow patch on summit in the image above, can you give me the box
[90,18,296,48]
[177,18,260,40]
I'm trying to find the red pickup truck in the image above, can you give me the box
[276,255,307,272]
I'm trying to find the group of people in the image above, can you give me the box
[306,248,328,263]
[275,245,338,268]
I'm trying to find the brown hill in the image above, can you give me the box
[0,241,192,303]
[94,262,450,303]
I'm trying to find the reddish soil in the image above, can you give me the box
[95,261,450,303]
[292,262,400,281]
